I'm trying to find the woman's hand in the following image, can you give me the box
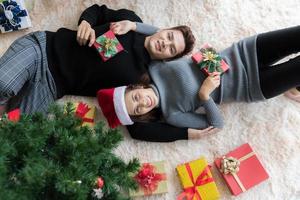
[198,72,221,101]
[188,126,220,139]
[110,20,136,35]
[77,20,96,47]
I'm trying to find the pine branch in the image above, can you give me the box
[0,104,139,199]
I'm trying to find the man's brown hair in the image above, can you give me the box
[169,25,195,59]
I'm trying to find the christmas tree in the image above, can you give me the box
[0,103,140,200]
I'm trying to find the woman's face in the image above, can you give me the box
[125,87,159,116]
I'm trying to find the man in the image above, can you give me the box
[47,4,195,98]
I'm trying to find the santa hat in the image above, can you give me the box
[97,86,133,128]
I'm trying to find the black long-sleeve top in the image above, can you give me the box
[46,4,188,142]
[46,5,150,97]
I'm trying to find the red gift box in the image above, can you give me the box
[93,30,124,62]
[192,44,229,76]
[214,143,269,196]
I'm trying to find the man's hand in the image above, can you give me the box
[198,72,220,101]
[110,20,136,35]
[188,126,220,139]
[77,20,96,47]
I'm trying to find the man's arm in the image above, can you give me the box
[126,122,188,142]
[77,4,144,46]
[78,4,143,27]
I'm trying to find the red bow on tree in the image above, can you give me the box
[134,163,166,195]
[7,108,21,122]
[75,102,93,123]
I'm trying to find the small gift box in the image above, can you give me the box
[129,161,167,197]
[93,30,124,62]
[0,0,32,33]
[214,143,269,196]
[176,157,220,200]
[69,102,96,128]
[192,44,229,76]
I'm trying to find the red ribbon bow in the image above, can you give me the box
[177,164,214,200]
[75,102,94,123]
[134,163,166,195]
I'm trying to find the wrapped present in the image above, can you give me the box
[176,157,220,200]
[69,102,96,127]
[192,44,229,76]
[129,161,167,197]
[93,30,124,62]
[0,0,32,33]
[214,143,269,196]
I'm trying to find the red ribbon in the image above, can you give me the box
[177,164,214,200]
[134,163,166,195]
[75,102,93,124]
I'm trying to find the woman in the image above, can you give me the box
[98,70,224,130]
[98,21,300,133]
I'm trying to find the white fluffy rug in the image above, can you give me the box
[1,0,300,199]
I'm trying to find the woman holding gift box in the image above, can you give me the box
[97,21,300,141]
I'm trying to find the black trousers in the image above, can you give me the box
[257,25,300,99]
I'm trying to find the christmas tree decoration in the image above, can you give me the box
[93,30,124,61]
[129,161,168,197]
[67,101,96,127]
[93,188,104,199]
[0,0,32,33]
[192,44,229,76]
[0,103,140,199]
[214,143,269,196]
[7,108,20,122]
[93,177,105,199]
[176,157,220,200]
[96,177,104,189]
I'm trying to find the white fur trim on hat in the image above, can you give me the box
[113,86,134,126]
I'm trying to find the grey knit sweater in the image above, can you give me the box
[136,23,265,129]
[149,59,224,129]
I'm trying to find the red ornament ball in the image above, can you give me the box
[97,177,104,188]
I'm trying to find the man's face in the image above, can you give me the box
[145,29,185,60]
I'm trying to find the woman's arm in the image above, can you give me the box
[167,101,224,129]
[135,22,159,35]
[110,20,159,35]
[201,98,224,128]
